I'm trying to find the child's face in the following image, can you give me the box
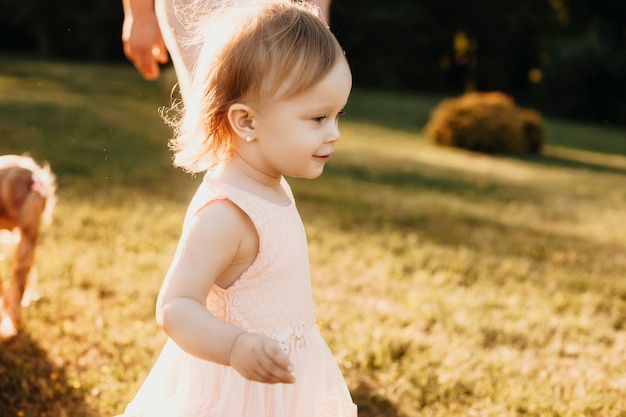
[249,58,352,179]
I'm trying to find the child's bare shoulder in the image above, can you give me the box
[190,198,254,240]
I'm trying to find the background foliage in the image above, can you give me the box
[0,0,624,124]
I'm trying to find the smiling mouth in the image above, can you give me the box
[313,150,333,159]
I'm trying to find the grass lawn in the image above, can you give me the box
[1,55,625,417]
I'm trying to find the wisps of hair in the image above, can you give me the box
[164,0,345,173]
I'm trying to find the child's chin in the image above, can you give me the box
[305,169,324,179]
[291,167,325,180]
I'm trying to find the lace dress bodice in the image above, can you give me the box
[185,175,317,353]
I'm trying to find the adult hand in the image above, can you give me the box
[122,9,168,80]
[229,332,295,384]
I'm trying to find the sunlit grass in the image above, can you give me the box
[1,55,625,416]
[303,116,626,416]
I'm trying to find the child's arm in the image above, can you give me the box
[156,199,294,384]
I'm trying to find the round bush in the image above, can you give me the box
[424,92,546,154]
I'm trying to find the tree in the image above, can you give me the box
[0,0,124,60]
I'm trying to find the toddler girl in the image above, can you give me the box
[117,1,356,416]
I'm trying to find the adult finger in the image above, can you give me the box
[134,52,160,80]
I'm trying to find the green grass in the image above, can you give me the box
[1,55,625,417]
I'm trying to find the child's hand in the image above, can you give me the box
[229,332,295,384]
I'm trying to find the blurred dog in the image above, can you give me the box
[0,155,56,339]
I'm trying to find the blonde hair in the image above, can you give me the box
[167,0,347,173]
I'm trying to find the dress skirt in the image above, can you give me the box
[119,326,357,417]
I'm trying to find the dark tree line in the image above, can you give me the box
[331,0,626,124]
[0,0,124,61]
[0,0,624,124]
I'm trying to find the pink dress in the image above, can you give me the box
[118,174,357,417]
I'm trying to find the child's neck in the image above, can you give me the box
[229,151,282,189]
[214,155,290,206]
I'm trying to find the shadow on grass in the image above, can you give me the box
[351,377,401,417]
[0,331,96,417]
[317,161,540,210]
[518,152,626,176]
[322,143,625,210]
[324,162,480,195]
[298,158,626,281]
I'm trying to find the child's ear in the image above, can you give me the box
[228,103,256,139]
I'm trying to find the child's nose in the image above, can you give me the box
[326,124,341,143]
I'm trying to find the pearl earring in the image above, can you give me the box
[245,135,253,143]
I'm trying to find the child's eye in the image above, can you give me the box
[313,115,326,123]
[335,111,345,121]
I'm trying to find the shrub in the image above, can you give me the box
[424,92,546,154]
